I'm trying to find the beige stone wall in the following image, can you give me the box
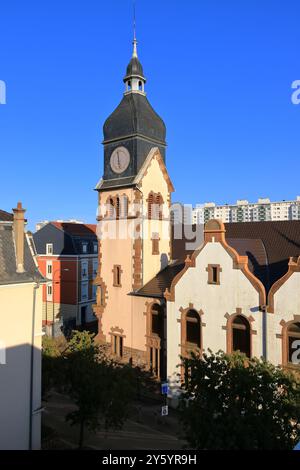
[139,156,171,284]
[0,282,43,449]
[96,148,172,361]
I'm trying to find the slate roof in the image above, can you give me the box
[0,210,13,222]
[33,222,98,256]
[0,221,44,286]
[132,220,300,298]
[51,222,97,237]
[103,93,166,145]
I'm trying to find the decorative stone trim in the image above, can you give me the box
[267,256,300,313]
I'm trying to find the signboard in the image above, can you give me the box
[161,405,168,416]
[161,382,169,395]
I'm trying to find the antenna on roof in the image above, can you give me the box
[132,0,138,58]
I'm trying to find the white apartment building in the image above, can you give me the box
[192,197,300,224]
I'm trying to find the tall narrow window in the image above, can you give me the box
[116,197,120,219]
[112,334,123,358]
[148,193,154,219]
[113,265,122,287]
[152,233,160,255]
[287,322,300,364]
[232,315,251,357]
[151,304,163,337]
[156,194,164,220]
[207,264,221,285]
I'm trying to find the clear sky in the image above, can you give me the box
[0,0,299,230]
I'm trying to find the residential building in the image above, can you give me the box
[192,196,300,224]
[33,222,98,336]
[0,203,44,449]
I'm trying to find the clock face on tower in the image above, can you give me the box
[110,146,130,174]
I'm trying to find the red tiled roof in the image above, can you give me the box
[51,222,97,236]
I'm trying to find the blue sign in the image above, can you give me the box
[161,382,169,395]
[294,441,300,450]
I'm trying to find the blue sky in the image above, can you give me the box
[0,0,299,230]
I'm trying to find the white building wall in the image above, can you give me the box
[167,241,263,393]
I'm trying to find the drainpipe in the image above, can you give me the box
[29,279,39,450]
[262,305,267,361]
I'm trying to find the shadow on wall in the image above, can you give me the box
[0,343,41,450]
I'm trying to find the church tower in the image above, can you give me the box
[93,34,174,371]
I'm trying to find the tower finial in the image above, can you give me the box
[132,0,138,58]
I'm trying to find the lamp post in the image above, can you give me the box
[52,267,69,337]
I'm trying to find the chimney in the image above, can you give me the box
[12,202,26,273]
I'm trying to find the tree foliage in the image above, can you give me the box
[179,350,300,450]
[42,331,135,448]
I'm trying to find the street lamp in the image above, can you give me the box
[52,267,69,337]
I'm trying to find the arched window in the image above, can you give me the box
[107,197,115,218]
[120,195,128,218]
[148,192,155,219]
[186,310,201,348]
[232,315,251,357]
[287,322,300,364]
[156,194,164,220]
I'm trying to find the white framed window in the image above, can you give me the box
[47,284,53,301]
[46,243,53,255]
[82,243,88,254]
[81,281,88,301]
[93,242,98,254]
[46,261,53,279]
[92,259,98,277]
[81,260,88,280]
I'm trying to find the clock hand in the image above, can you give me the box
[116,151,121,168]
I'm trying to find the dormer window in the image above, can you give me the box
[46,243,53,255]
[82,243,88,254]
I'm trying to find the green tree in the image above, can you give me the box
[45,330,135,448]
[179,350,300,450]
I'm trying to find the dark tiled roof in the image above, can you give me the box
[97,177,136,190]
[225,221,300,289]
[51,222,97,237]
[0,210,13,222]
[134,220,300,298]
[227,238,270,290]
[133,261,185,298]
[0,225,43,285]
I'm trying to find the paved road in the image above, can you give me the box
[42,392,186,450]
